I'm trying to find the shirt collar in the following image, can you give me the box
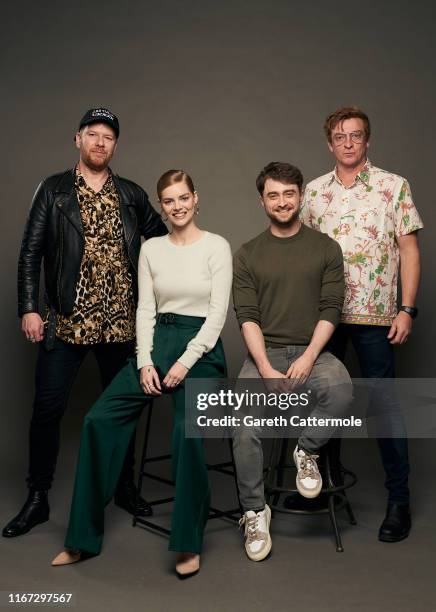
[75,165,113,193]
[328,158,372,188]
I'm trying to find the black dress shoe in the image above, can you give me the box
[378,503,411,543]
[114,481,153,517]
[2,490,49,538]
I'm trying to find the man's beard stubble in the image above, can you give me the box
[266,207,300,228]
[81,149,112,172]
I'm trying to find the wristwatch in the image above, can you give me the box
[400,306,418,319]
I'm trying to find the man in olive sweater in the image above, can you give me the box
[233,162,352,562]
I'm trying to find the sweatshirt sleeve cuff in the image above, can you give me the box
[236,315,261,328]
[177,349,197,370]
[319,307,341,327]
[137,352,154,370]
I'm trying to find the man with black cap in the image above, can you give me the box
[3,108,167,538]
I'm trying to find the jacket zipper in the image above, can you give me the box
[119,201,138,272]
[57,214,64,307]
[127,211,138,272]
[114,175,138,273]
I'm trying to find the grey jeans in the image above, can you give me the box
[232,346,353,512]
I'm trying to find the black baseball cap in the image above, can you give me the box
[78,108,120,138]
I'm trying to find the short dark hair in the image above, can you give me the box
[324,106,371,143]
[256,162,304,196]
[157,169,195,200]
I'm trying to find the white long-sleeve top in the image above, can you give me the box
[136,232,232,370]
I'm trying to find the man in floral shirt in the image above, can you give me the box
[300,106,423,542]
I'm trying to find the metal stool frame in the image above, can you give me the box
[265,438,357,552]
[133,402,241,537]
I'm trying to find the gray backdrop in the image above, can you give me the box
[1,0,435,481]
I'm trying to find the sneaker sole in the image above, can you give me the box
[293,447,323,499]
[245,505,272,562]
[247,535,272,562]
[295,480,323,499]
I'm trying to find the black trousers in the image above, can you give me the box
[328,324,410,505]
[27,337,136,491]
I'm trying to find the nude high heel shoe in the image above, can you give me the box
[51,550,81,566]
[175,553,200,578]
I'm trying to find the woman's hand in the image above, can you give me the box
[140,365,162,396]
[163,361,189,389]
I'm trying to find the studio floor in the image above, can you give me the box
[1,438,435,612]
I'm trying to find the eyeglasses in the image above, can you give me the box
[332,131,366,146]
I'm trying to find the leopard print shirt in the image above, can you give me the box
[55,170,136,344]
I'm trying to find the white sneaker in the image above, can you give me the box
[238,505,272,562]
[293,445,323,498]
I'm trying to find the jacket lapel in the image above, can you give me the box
[113,174,136,245]
[54,169,84,237]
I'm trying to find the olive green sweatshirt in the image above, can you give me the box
[233,224,344,347]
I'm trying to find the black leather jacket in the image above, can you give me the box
[18,168,167,317]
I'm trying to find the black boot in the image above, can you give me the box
[378,503,411,543]
[2,490,50,538]
[114,481,153,517]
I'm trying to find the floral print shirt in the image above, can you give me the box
[300,160,423,326]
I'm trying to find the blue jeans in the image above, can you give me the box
[328,324,410,506]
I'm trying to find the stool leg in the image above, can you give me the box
[326,450,344,552]
[325,445,335,489]
[328,493,344,552]
[328,438,344,486]
[133,401,153,526]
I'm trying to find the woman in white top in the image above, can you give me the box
[52,170,232,578]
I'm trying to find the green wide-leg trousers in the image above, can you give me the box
[64,315,227,556]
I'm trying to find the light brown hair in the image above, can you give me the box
[324,106,371,143]
[157,169,195,200]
